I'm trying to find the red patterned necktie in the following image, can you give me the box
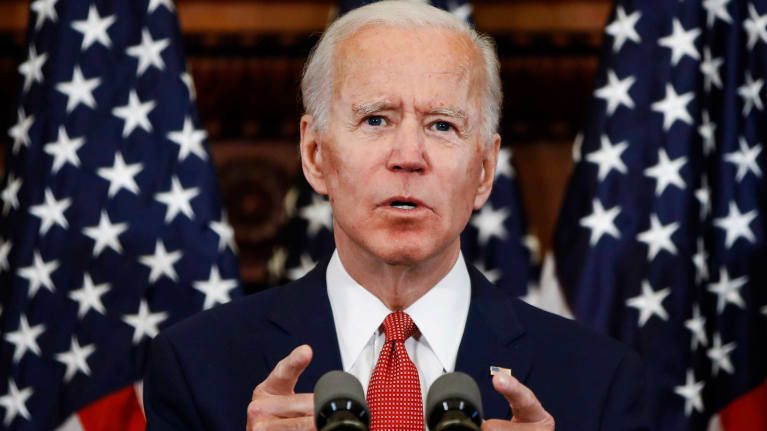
[367,311,424,431]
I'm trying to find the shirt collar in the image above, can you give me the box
[326,249,470,372]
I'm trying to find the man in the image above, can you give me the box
[143,2,648,430]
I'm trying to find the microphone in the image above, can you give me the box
[314,371,370,431]
[426,372,483,431]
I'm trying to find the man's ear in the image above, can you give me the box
[299,114,328,195]
[473,133,501,210]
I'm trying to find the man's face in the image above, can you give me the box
[301,25,499,266]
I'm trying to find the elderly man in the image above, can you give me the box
[144,2,648,430]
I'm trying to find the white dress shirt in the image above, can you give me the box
[326,249,471,407]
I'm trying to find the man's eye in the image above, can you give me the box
[365,116,386,127]
[431,121,454,132]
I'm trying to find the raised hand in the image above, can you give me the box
[482,373,555,431]
[246,344,317,431]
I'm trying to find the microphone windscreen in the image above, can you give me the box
[314,370,368,417]
[426,372,483,419]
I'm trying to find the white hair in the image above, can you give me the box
[301,0,502,143]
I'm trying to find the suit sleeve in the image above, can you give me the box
[599,350,651,431]
[143,332,207,431]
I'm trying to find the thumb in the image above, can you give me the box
[258,344,313,395]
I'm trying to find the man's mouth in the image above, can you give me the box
[390,201,418,210]
[382,197,427,212]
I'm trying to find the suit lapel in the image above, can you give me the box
[262,259,343,393]
[455,264,533,420]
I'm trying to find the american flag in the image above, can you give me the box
[268,0,540,299]
[554,0,767,429]
[0,0,242,429]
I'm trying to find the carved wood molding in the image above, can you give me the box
[0,1,610,34]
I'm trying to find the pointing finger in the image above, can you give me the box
[256,345,313,396]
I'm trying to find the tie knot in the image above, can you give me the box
[382,311,416,342]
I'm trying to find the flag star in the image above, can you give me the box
[55,66,101,113]
[167,117,208,161]
[1,174,22,215]
[579,199,621,246]
[708,267,746,313]
[300,195,333,236]
[122,300,168,344]
[695,176,711,220]
[210,212,237,253]
[703,0,732,27]
[82,211,129,256]
[3,315,45,363]
[594,70,635,115]
[725,137,762,181]
[700,48,723,92]
[112,90,155,137]
[572,133,583,162]
[605,6,642,52]
[71,4,115,50]
[644,148,687,196]
[193,266,238,310]
[17,251,59,297]
[692,238,709,284]
[55,337,96,382]
[447,1,472,22]
[637,214,679,261]
[155,177,200,223]
[626,281,671,327]
[68,273,110,318]
[267,247,287,281]
[0,239,10,272]
[8,108,34,154]
[685,304,708,350]
[674,370,704,417]
[18,45,47,93]
[29,189,71,235]
[707,333,737,376]
[698,111,716,156]
[126,29,170,76]
[658,19,701,65]
[474,262,501,284]
[148,0,175,13]
[470,204,510,246]
[651,84,695,131]
[138,240,182,283]
[743,3,767,49]
[287,254,316,281]
[283,187,299,218]
[738,73,764,116]
[97,152,143,198]
[524,233,542,264]
[44,126,85,173]
[761,304,767,317]
[30,0,58,30]
[181,71,196,101]
[495,147,514,179]
[713,201,757,248]
[586,134,628,180]
[0,380,33,426]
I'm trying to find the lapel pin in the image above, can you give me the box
[489,366,512,377]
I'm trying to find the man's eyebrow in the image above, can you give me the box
[428,107,468,120]
[351,102,393,117]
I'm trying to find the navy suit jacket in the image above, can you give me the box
[144,260,649,430]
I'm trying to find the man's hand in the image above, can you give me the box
[246,344,316,431]
[482,374,555,431]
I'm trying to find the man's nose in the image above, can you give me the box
[386,121,427,173]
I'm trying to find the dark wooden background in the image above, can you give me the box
[0,0,613,286]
